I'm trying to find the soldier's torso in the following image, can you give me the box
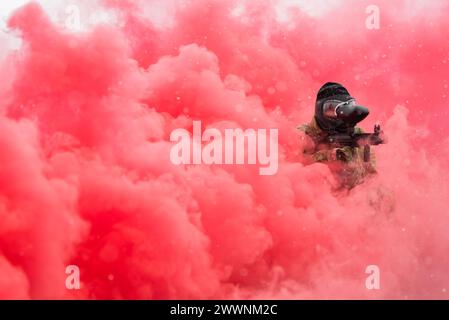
[298,118,377,189]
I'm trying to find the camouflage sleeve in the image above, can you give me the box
[313,149,332,162]
[313,147,352,162]
[354,127,364,134]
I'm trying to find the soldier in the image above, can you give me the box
[299,82,379,189]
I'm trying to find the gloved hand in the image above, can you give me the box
[334,146,354,162]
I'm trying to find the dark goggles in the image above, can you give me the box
[322,99,357,119]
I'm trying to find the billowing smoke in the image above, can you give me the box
[0,0,448,299]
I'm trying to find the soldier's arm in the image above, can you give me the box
[313,149,332,162]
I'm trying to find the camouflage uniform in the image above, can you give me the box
[298,118,377,189]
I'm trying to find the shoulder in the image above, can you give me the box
[354,127,364,134]
[297,118,323,138]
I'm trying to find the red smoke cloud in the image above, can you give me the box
[0,0,448,299]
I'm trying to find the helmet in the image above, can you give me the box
[315,82,369,133]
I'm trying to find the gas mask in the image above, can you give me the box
[314,83,369,133]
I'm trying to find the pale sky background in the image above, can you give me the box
[0,0,443,59]
[0,0,441,32]
[0,0,59,25]
[0,0,339,30]
[0,0,340,58]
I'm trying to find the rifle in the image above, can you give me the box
[318,124,386,162]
